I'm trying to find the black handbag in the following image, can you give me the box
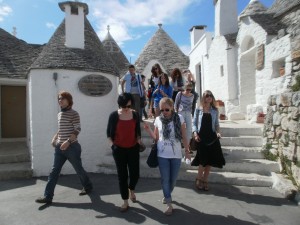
[146,143,158,168]
[189,138,198,151]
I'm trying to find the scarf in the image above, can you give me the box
[160,112,182,141]
[61,106,71,112]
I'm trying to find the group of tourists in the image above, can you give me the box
[35,64,225,217]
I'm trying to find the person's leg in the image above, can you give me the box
[203,166,211,191]
[44,146,67,200]
[66,143,93,191]
[169,158,181,194]
[196,165,205,190]
[112,146,129,200]
[132,94,141,118]
[158,157,172,203]
[127,145,140,201]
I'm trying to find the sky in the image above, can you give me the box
[0,0,274,64]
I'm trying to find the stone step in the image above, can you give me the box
[220,136,263,147]
[182,158,280,176]
[220,127,262,137]
[98,155,279,186]
[222,146,263,160]
[0,151,30,164]
[0,162,32,181]
[96,164,273,187]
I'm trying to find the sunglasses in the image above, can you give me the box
[186,89,192,91]
[154,68,158,70]
[205,94,213,98]
[160,108,171,112]
[122,105,131,109]
[58,97,65,100]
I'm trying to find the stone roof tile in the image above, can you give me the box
[135,25,189,75]
[31,18,119,76]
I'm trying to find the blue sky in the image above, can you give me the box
[0,0,274,64]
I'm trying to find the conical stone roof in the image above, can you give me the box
[135,24,189,75]
[31,17,119,76]
[102,26,130,77]
[0,28,42,79]
[239,0,267,20]
[268,0,300,18]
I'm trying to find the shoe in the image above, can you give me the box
[162,197,166,204]
[195,178,204,190]
[79,188,92,196]
[203,181,209,191]
[119,204,129,212]
[129,189,137,203]
[164,205,173,216]
[35,197,52,204]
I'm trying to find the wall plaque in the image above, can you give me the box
[256,44,264,70]
[78,74,112,97]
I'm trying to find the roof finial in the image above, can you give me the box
[12,27,17,37]
[107,25,110,32]
[158,23,162,29]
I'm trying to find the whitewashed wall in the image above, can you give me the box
[238,17,291,112]
[28,69,119,176]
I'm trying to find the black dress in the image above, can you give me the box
[191,113,225,168]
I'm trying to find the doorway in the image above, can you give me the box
[1,86,26,138]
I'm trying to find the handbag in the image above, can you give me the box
[146,143,158,168]
[189,138,198,151]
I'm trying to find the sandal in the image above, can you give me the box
[195,178,204,190]
[119,204,129,212]
[203,181,209,191]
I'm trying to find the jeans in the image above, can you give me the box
[179,110,192,140]
[112,144,140,200]
[158,157,181,204]
[44,142,93,200]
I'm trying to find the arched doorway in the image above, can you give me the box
[239,36,256,114]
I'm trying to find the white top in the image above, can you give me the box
[154,114,184,159]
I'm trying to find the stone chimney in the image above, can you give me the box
[214,0,238,36]
[189,25,207,48]
[59,1,89,49]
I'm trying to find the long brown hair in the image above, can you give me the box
[151,63,163,77]
[58,91,73,107]
[200,90,217,110]
[170,68,183,82]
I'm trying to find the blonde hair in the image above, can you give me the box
[159,97,174,111]
[200,90,217,109]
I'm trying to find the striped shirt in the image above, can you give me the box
[57,109,81,144]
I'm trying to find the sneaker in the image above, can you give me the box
[79,188,92,196]
[162,197,166,204]
[35,197,52,204]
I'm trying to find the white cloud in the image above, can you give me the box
[0,4,12,22]
[179,44,191,56]
[46,22,57,29]
[87,0,199,46]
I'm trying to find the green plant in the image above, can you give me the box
[262,150,278,161]
[291,75,300,92]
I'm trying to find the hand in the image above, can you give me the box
[60,141,70,151]
[143,123,150,130]
[51,139,57,147]
[217,133,222,139]
[193,133,201,142]
[185,151,191,160]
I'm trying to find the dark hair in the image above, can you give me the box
[58,91,73,107]
[128,64,135,69]
[151,63,163,77]
[141,74,145,79]
[117,93,134,108]
[159,73,170,87]
[170,68,183,82]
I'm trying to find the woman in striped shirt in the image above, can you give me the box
[35,91,93,204]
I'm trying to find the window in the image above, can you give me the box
[71,6,78,15]
[220,65,224,77]
[271,58,285,78]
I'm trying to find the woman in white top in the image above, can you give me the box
[174,83,194,142]
[144,97,191,216]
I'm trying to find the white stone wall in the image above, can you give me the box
[28,69,119,176]
[238,17,291,113]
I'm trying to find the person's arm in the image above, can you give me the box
[121,79,126,93]
[215,110,221,138]
[192,108,200,142]
[174,91,180,112]
[51,132,58,147]
[143,123,156,140]
[181,122,191,160]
